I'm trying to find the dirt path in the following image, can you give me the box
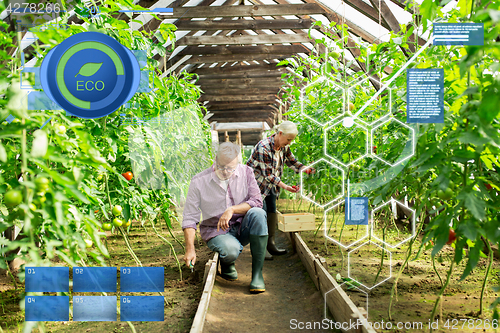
[204,232,339,333]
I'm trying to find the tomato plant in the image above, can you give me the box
[279,0,500,322]
[0,2,212,332]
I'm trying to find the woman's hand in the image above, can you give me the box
[286,185,300,193]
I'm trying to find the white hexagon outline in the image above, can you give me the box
[324,117,369,168]
[370,198,416,249]
[323,282,370,326]
[349,36,434,124]
[300,76,346,127]
[299,158,345,209]
[323,200,369,249]
[370,116,415,167]
[346,76,394,128]
[347,240,392,290]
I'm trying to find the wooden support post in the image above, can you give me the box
[224,131,229,142]
[191,252,219,333]
[292,233,376,333]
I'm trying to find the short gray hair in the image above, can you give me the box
[276,121,298,136]
[216,142,242,163]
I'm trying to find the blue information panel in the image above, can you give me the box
[25,296,69,321]
[407,68,444,123]
[73,267,117,292]
[120,296,164,321]
[120,267,164,292]
[73,296,117,321]
[345,197,368,225]
[25,267,69,292]
[433,23,484,45]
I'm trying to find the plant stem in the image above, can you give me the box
[5,257,17,290]
[388,210,425,320]
[429,260,455,331]
[117,227,142,267]
[150,220,183,281]
[480,239,493,317]
[432,255,444,288]
[374,226,386,285]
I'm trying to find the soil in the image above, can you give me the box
[278,199,500,333]
[0,221,212,333]
[204,232,340,333]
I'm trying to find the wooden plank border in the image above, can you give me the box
[293,233,376,333]
[190,252,219,333]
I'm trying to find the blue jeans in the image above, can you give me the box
[206,207,267,265]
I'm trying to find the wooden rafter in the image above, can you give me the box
[177,34,312,46]
[175,18,319,30]
[179,44,310,56]
[158,4,325,19]
[193,62,285,75]
[186,53,292,64]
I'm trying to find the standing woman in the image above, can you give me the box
[247,121,313,259]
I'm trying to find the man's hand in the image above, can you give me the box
[184,248,196,267]
[218,207,234,231]
[286,185,300,193]
[183,227,197,267]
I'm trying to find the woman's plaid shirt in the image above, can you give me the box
[246,133,304,197]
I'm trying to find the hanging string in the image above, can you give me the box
[378,0,382,78]
[342,0,346,84]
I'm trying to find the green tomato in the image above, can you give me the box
[329,51,340,58]
[437,188,453,200]
[102,223,112,231]
[4,190,23,207]
[112,205,123,216]
[29,203,37,211]
[97,174,104,181]
[84,239,93,248]
[34,177,49,191]
[112,218,123,227]
[55,124,66,135]
[123,220,131,227]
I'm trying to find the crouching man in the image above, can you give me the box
[182,142,268,293]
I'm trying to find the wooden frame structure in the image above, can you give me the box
[3,0,423,145]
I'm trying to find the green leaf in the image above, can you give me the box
[457,219,479,240]
[460,241,481,281]
[75,62,103,77]
[459,190,486,221]
[0,141,6,162]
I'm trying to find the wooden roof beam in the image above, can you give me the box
[175,18,320,30]
[181,44,310,56]
[177,34,312,46]
[159,4,325,19]
[185,53,293,64]
[199,94,277,102]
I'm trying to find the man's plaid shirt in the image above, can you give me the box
[246,133,304,197]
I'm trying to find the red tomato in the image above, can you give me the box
[485,184,493,190]
[304,169,312,175]
[122,171,133,181]
[372,146,377,153]
[446,229,457,245]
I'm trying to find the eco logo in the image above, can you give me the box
[40,32,140,119]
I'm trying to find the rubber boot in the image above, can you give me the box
[219,262,238,281]
[265,249,273,261]
[249,234,267,293]
[267,212,287,255]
